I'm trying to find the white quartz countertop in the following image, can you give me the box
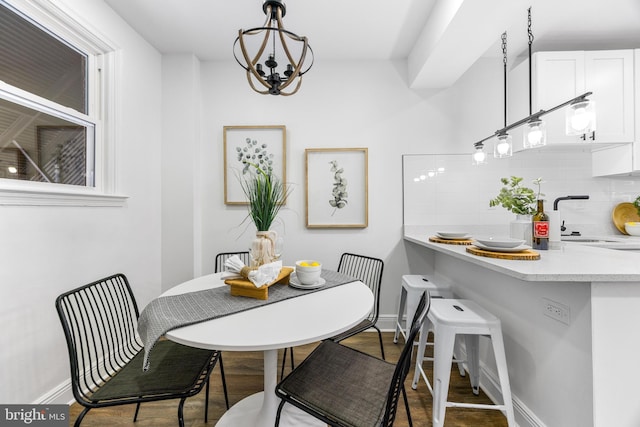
[404,225,640,282]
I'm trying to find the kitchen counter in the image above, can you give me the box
[403,224,640,427]
[404,225,640,281]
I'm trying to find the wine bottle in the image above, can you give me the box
[532,199,549,250]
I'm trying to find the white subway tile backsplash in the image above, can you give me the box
[403,151,640,234]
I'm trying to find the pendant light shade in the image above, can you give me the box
[233,0,313,96]
[472,144,487,165]
[566,99,596,135]
[523,118,546,148]
[494,133,513,158]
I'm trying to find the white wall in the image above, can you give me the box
[193,59,463,326]
[0,0,163,404]
[161,54,201,291]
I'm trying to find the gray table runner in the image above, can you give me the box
[138,269,357,370]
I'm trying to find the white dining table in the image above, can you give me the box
[161,272,374,427]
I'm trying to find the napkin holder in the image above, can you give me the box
[224,267,294,300]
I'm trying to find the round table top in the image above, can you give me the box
[162,272,374,352]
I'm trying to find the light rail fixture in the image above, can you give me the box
[472,7,595,164]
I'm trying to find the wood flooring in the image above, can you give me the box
[69,332,509,426]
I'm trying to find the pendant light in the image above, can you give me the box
[523,8,547,148]
[566,99,596,135]
[493,32,513,159]
[472,143,488,165]
[494,132,513,158]
[523,118,546,148]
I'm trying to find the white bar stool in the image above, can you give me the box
[393,274,452,344]
[422,299,515,427]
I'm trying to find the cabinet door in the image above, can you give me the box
[532,51,585,144]
[585,50,634,143]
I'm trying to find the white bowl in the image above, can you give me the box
[474,237,526,248]
[295,260,322,285]
[625,222,640,236]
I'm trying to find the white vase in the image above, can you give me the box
[250,230,277,267]
[510,214,532,246]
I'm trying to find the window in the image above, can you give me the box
[0,0,124,205]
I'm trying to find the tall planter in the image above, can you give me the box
[250,230,277,267]
[510,214,532,246]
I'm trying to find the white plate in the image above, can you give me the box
[474,237,525,248]
[289,273,326,290]
[436,231,471,240]
[473,241,532,253]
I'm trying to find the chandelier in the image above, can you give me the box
[233,0,314,96]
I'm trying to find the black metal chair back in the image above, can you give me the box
[55,273,225,427]
[337,252,384,324]
[382,291,430,426]
[215,251,250,273]
[56,274,142,405]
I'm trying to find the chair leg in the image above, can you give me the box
[275,399,287,426]
[401,385,413,427]
[219,353,230,409]
[290,347,295,370]
[280,347,295,380]
[74,407,90,427]
[177,397,186,427]
[133,402,141,422]
[204,378,210,422]
[280,348,288,380]
[374,325,386,360]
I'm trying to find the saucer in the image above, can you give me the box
[289,273,326,289]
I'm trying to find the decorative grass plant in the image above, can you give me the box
[237,137,290,231]
[240,168,288,231]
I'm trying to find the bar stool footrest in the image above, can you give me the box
[447,401,506,411]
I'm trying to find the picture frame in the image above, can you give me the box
[305,148,368,228]
[223,125,286,205]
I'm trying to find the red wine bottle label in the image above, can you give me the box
[533,221,549,238]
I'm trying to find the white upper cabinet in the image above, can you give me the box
[532,50,634,145]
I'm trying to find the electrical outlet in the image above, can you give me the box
[542,297,570,325]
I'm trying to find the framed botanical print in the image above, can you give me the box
[305,148,368,228]
[223,125,286,205]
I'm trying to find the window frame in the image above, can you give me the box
[0,0,126,206]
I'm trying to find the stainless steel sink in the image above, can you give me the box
[561,237,620,243]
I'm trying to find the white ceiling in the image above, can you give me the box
[103,0,640,89]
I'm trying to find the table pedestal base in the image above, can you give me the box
[216,391,325,427]
[216,349,324,427]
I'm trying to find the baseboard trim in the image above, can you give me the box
[35,379,74,405]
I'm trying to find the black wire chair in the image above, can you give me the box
[280,252,386,379]
[330,252,386,359]
[55,273,229,427]
[214,251,250,273]
[275,291,430,427]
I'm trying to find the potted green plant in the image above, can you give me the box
[237,137,290,266]
[489,176,543,215]
[490,176,543,243]
[634,195,640,217]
